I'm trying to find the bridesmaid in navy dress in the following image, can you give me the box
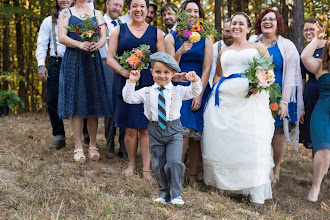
[58,0,111,163]
[165,0,213,184]
[299,18,326,151]
[301,23,330,202]
[107,0,165,179]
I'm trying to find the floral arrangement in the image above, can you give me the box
[175,9,220,43]
[66,15,105,42]
[244,49,281,118]
[115,44,151,71]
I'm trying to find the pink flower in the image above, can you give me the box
[182,30,192,38]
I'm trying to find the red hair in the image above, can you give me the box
[254,9,285,36]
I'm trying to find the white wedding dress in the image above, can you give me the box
[202,48,275,204]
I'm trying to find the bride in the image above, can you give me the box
[202,12,275,205]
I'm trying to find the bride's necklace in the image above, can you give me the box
[129,22,147,31]
[260,37,277,48]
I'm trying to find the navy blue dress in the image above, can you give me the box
[172,32,211,132]
[268,43,297,126]
[58,10,112,119]
[300,47,324,149]
[113,24,158,128]
[310,73,330,150]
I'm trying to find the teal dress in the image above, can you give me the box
[310,73,330,150]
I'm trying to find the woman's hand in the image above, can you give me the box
[89,41,101,52]
[299,115,304,124]
[79,41,92,52]
[172,72,188,83]
[191,95,202,111]
[120,69,131,78]
[249,87,258,95]
[315,22,326,40]
[278,101,289,120]
[179,40,193,54]
[128,70,141,83]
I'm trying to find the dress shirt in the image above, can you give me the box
[209,40,229,87]
[122,80,202,121]
[166,24,177,35]
[99,14,121,58]
[36,16,66,66]
[119,12,131,23]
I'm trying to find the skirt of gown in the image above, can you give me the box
[202,77,275,204]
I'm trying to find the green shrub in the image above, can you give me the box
[0,90,25,109]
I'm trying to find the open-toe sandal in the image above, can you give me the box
[88,147,100,161]
[74,149,86,164]
[122,163,136,177]
[142,169,153,180]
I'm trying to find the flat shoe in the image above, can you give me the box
[88,147,100,161]
[74,149,86,164]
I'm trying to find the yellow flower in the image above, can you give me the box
[189,32,201,43]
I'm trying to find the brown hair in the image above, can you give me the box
[304,17,323,28]
[180,0,205,19]
[51,0,74,25]
[322,39,330,72]
[254,8,285,36]
[231,12,251,40]
[161,3,178,15]
[126,0,149,10]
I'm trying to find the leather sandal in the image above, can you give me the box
[88,147,100,161]
[74,149,86,164]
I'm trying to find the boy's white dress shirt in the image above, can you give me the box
[122,80,202,121]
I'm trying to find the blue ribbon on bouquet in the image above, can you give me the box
[213,73,247,106]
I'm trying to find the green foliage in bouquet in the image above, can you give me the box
[115,44,151,71]
[65,15,101,42]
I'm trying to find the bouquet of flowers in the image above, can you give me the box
[175,9,220,43]
[244,49,281,118]
[115,44,151,86]
[115,44,151,71]
[66,15,105,42]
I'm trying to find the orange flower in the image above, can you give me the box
[191,24,200,32]
[134,49,144,58]
[126,54,141,69]
[270,102,279,111]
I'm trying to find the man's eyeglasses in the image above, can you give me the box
[261,18,276,23]
[303,28,315,33]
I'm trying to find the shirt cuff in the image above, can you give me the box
[37,60,46,67]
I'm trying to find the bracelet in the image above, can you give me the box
[280,100,288,105]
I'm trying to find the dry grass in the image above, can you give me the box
[0,113,329,220]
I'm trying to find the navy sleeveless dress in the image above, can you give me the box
[300,47,324,148]
[172,32,211,133]
[58,10,112,119]
[310,73,330,150]
[113,24,157,128]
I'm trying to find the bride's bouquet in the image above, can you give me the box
[175,9,220,43]
[244,49,281,118]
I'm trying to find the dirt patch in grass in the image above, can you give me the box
[0,113,329,219]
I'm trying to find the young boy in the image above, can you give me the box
[122,52,202,205]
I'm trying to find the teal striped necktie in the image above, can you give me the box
[158,86,167,129]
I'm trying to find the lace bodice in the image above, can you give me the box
[220,48,259,77]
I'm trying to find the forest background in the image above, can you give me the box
[0,0,329,113]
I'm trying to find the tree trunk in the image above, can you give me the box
[280,0,289,38]
[1,0,10,91]
[14,0,28,112]
[233,0,241,12]
[290,0,304,52]
[227,0,232,17]
[215,0,221,40]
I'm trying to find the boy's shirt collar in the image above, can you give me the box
[153,82,173,90]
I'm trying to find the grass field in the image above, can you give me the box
[0,113,329,219]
